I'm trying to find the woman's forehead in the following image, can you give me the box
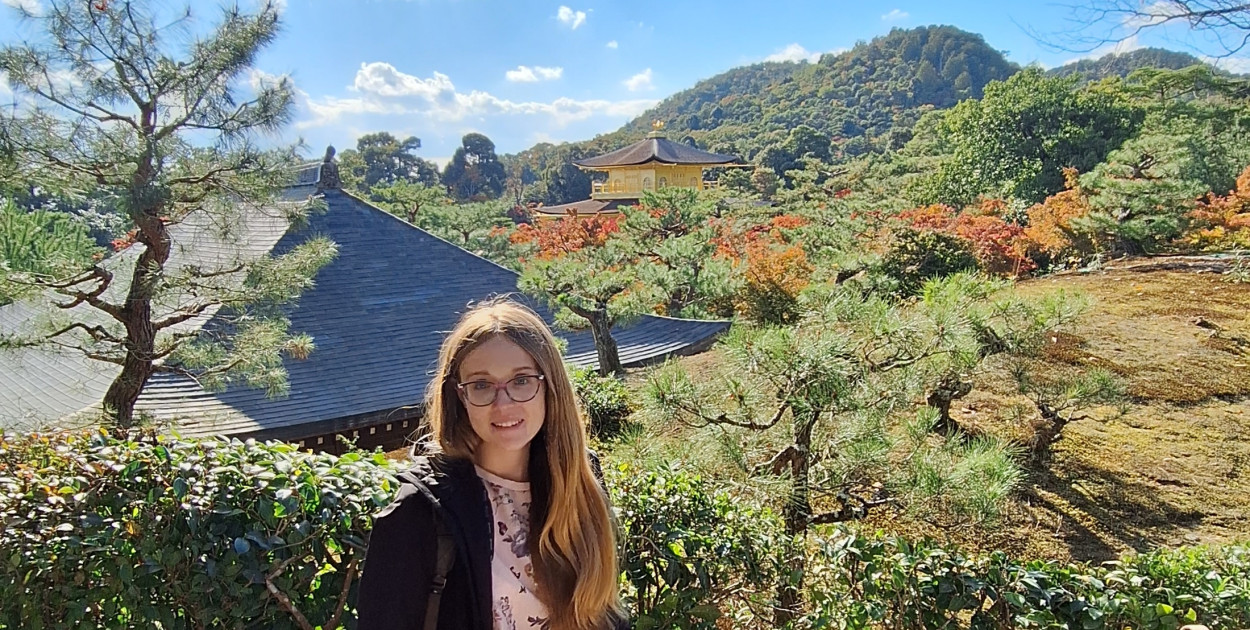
[459,336,539,377]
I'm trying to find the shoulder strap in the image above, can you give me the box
[424,509,457,630]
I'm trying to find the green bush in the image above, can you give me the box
[4,429,1248,629]
[0,429,399,629]
[875,228,979,296]
[607,461,782,630]
[803,531,1250,630]
[571,366,635,438]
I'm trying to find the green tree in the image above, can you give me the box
[0,199,101,304]
[0,0,336,427]
[520,240,660,376]
[353,132,440,192]
[371,179,448,224]
[422,200,512,250]
[908,69,1144,206]
[624,189,740,318]
[443,132,507,201]
[1076,119,1213,253]
[643,276,1037,624]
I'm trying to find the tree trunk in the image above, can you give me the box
[927,374,972,435]
[587,310,624,377]
[101,213,171,429]
[775,411,816,627]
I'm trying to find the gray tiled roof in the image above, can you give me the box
[532,198,634,216]
[574,135,741,168]
[0,185,729,440]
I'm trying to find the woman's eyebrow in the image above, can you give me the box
[462,366,538,379]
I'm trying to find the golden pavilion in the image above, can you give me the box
[533,123,746,220]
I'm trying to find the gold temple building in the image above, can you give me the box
[533,123,747,220]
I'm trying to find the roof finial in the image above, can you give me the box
[317,144,341,191]
[646,120,667,139]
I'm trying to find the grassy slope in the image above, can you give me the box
[614,265,1250,563]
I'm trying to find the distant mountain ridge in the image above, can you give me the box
[1047,48,1209,81]
[507,27,1231,204]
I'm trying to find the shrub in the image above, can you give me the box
[0,429,399,629]
[510,214,620,259]
[876,228,979,296]
[1025,167,1097,265]
[804,532,1250,630]
[1185,165,1250,251]
[570,366,635,438]
[607,462,781,630]
[736,242,813,325]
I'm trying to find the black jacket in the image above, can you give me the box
[356,454,629,630]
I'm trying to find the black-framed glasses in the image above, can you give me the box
[456,374,545,407]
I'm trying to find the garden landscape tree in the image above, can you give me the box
[642,274,1076,624]
[0,0,335,427]
[442,132,507,201]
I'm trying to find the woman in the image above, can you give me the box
[357,298,627,630]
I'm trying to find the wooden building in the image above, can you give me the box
[0,149,730,453]
[533,124,747,220]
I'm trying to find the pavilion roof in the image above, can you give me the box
[574,133,741,169]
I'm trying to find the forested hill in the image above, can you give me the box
[616,26,1017,153]
[508,27,1228,205]
[1047,48,1206,81]
[512,26,1019,203]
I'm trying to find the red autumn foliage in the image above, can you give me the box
[897,204,959,231]
[1024,167,1094,259]
[510,215,621,259]
[1186,165,1250,250]
[111,229,138,252]
[737,241,813,324]
[898,201,1037,276]
[951,213,1036,276]
[709,214,808,261]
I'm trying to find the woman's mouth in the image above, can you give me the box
[492,418,524,429]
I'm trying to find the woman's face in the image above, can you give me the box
[457,336,547,466]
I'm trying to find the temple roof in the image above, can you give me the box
[574,133,741,168]
[531,198,632,217]
[0,181,729,440]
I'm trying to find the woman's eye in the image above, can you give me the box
[470,381,492,391]
[513,376,531,386]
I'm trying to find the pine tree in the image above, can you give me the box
[0,1,335,427]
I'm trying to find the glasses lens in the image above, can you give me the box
[507,375,541,403]
[465,381,497,406]
[461,375,541,407]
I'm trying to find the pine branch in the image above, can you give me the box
[46,322,124,345]
[152,302,217,331]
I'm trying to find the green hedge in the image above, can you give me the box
[570,366,634,438]
[0,429,398,629]
[607,462,781,629]
[804,534,1250,630]
[2,430,1247,629]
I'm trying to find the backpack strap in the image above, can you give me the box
[424,510,456,630]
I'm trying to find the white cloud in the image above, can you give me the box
[881,9,908,21]
[606,40,619,49]
[1064,34,1143,64]
[1,0,42,16]
[505,65,564,82]
[1204,55,1250,74]
[765,43,823,64]
[298,62,656,130]
[623,68,654,92]
[557,6,586,29]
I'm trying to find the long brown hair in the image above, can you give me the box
[425,297,623,629]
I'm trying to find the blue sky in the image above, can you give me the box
[3,0,1249,165]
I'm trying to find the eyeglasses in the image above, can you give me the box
[456,374,545,407]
